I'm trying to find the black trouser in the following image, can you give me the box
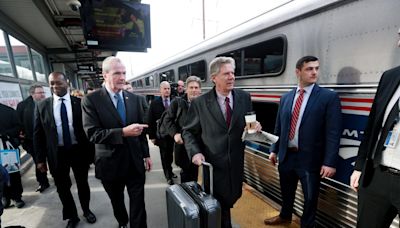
[357,166,400,228]
[180,164,198,183]
[3,171,23,201]
[0,170,4,225]
[101,158,147,228]
[53,145,90,220]
[278,152,320,228]
[158,138,174,179]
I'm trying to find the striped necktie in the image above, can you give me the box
[289,89,305,140]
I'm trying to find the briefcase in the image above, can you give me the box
[166,162,221,228]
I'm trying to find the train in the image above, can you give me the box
[128,0,400,226]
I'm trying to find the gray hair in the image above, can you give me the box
[102,56,123,73]
[185,76,201,88]
[29,84,43,95]
[160,81,170,88]
[209,56,235,77]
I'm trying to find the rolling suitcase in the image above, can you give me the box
[166,161,221,228]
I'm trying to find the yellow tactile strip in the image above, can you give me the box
[231,184,300,228]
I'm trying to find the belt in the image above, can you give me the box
[380,165,400,176]
[287,147,298,152]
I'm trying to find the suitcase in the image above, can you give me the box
[166,162,221,228]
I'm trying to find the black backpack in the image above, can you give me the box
[156,99,183,139]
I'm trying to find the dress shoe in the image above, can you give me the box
[2,197,11,208]
[14,199,25,208]
[36,183,50,193]
[264,215,291,225]
[167,178,174,185]
[83,210,97,224]
[66,217,80,228]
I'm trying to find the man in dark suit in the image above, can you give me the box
[0,103,24,209]
[148,81,176,185]
[17,84,49,193]
[264,56,342,228]
[182,57,261,228]
[34,72,96,228]
[82,56,152,228]
[350,29,400,228]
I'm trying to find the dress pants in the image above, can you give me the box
[278,152,320,228]
[357,166,400,228]
[3,172,23,201]
[101,157,147,228]
[157,137,174,179]
[221,205,232,228]
[53,145,90,220]
[26,147,49,186]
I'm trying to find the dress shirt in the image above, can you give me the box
[105,85,125,109]
[288,84,315,148]
[380,85,400,170]
[53,93,77,146]
[216,91,233,120]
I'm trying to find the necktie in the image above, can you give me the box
[289,89,305,140]
[60,98,71,147]
[164,99,169,109]
[225,97,232,128]
[114,94,126,125]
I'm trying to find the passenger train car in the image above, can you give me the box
[129,0,400,226]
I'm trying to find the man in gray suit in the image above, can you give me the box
[82,56,152,228]
[182,56,261,228]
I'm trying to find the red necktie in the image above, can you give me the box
[225,97,232,128]
[289,89,305,140]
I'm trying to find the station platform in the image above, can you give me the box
[2,142,299,228]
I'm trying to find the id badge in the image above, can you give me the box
[384,130,399,148]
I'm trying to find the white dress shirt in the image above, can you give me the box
[105,85,125,108]
[53,93,77,146]
[216,91,233,120]
[288,84,315,148]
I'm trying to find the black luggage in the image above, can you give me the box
[166,162,221,228]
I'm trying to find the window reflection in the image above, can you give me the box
[9,35,34,80]
[0,30,13,77]
[31,49,46,82]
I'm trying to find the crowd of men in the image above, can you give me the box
[0,29,399,228]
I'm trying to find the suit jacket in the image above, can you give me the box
[16,96,35,152]
[354,66,400,186]
[34,96,91,174]
[148,96,169,140]
[272,84,342,171]
[81,88,149,181]
[182,88,252,207]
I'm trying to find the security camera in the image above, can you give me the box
[67,0,81,12]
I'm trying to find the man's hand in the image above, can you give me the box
[174,133,183,144]
[37,163,48,173]
[350,170,361,192]
[192,153,205,166]
[144,157,153,171]
[269,152,277,166]
[320,165,336,178]
[122,124,148,137]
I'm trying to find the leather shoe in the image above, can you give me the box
[264,215,291,225]
[36,183,50,193]
[66,217,80,228]
[83,210,96,224]
[167,179,174,185]
[14,199,25,208]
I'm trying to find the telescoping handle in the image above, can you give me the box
[201,161,213,195]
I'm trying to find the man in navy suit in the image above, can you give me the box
[264,56,342,228]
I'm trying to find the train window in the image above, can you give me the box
[9,35,34,81]
[145,76,151,86]
[178,60,206,81]
[132,81,137,87]
[0,30,14,77]
[217,36,285,78]
[31,49,47,82]
[217,50,242,76]
[159,70,175,82]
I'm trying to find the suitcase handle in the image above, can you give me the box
[201,161,213,195]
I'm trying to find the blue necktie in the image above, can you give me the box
[60,98,71,147]
[115,94,126,125]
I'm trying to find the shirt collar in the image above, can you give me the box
[216,91,233,101]
[105,84,123,98]
[296,83,315,94]
[53,92,71,101]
